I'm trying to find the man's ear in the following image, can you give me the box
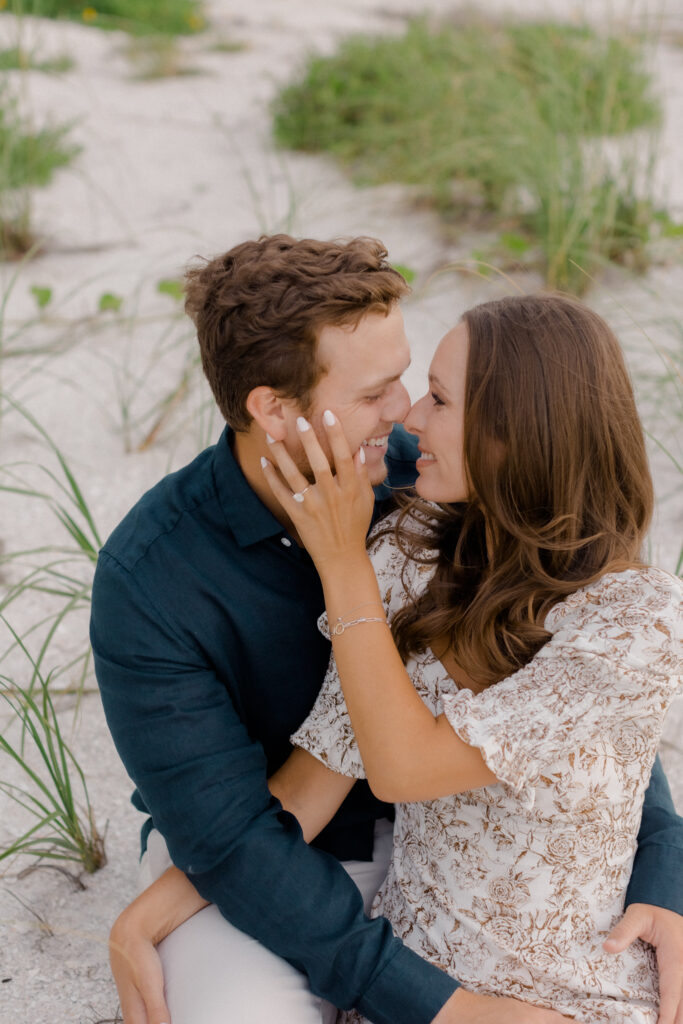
[245,386,291,441]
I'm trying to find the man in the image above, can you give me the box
[92,235,683,1024]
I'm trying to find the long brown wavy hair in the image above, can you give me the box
[390,293,654,686]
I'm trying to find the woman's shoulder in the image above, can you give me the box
[366,505,439,604]
[545,566,682,673]
[368,504,432,550]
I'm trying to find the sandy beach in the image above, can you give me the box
[0,2,681,1021]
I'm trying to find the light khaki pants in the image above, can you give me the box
[138,819,393,1024]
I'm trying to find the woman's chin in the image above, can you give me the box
[415,471,466,504]
[414,473,439,501]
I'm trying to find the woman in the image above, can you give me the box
[111,294,681,1022]
[260,293,681,1023]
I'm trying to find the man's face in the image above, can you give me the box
[290,305,412,486]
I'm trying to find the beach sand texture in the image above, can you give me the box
[0,1,681,1021]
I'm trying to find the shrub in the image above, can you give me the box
[274,18,665,293]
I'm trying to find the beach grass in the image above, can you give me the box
[0,618,105,873]
[274,17,666,293]
[0,83,79,258]
[0,47,74,73]
[6,0,206,36]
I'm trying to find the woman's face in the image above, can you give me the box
[404,322,469,503]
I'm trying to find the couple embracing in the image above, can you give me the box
[91,235,683,1024]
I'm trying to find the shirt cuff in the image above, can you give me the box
[357,943,459,1024]
[626,843,683,916]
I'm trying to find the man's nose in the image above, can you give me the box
[384,382,411,424]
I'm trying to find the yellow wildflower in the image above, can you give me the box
[82,7,97,22]
[186,12,204,31]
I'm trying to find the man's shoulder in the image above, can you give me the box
[101,443,219,574]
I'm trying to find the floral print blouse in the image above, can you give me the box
[291,512,683,1023]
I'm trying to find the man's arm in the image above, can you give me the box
[91,549,457,1024]
[628,756,683,915]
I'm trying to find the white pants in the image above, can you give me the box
[138,820,393,1024]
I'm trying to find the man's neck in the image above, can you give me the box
[232,429,300,540]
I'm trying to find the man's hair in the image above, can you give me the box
[184,234,410,430]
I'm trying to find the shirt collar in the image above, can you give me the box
[212,426,286,548]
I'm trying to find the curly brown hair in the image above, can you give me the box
[389,293,654,686]
[184,234,410,430]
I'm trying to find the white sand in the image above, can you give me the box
[0,2,681,1021]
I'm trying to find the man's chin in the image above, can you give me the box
[366,458,389,487]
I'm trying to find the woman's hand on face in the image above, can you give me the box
[109,910,171,1024]
[262,412,375,575]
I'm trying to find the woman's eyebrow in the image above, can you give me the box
[428,372,451,397]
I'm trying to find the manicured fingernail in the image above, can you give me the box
[260,456,269,469]
[359,446,366,464]
[297,416,310,432]
[323,410,336,426]
[266,433,275,444]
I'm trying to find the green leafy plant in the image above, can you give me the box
[0,619,106,873]
[12,0,206,36]
[97,291,123,313]
[0,83,79,258]
[123,34,202,79]
[392,263,416,284]
[274,17,666,293]
[29,284,52,310]
[0,47,74,73]
[157,277,184,301]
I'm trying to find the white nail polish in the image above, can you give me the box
[260,456,269,469]
[297,416,310,432]
[266,433,275,444]
[359,446,366,464]
[323,409,336,426]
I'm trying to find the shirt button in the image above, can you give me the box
[281,537,292,547]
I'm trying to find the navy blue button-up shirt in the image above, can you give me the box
[91,424,683,1023]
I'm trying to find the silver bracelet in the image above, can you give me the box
[331,615,388,636]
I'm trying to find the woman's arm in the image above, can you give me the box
[109,865,208,1024]
[262,418,497,804]
[318,557,496,802]
[269,747,356,841]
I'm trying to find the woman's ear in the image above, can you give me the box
[245,386,290,442]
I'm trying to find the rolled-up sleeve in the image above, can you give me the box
[91,550,458,1022]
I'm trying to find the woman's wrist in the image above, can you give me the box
[320,555,384,622]
[317,548,373,584]
[111,867,208,948]
[314,546,370,582]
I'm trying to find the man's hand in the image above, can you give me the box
[109,913,171,1024]
[604,903,683,1024]
[433,989,574,1023]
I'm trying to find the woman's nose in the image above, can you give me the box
[404,394,428,434]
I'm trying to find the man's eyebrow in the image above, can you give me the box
[359,364,411,393]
